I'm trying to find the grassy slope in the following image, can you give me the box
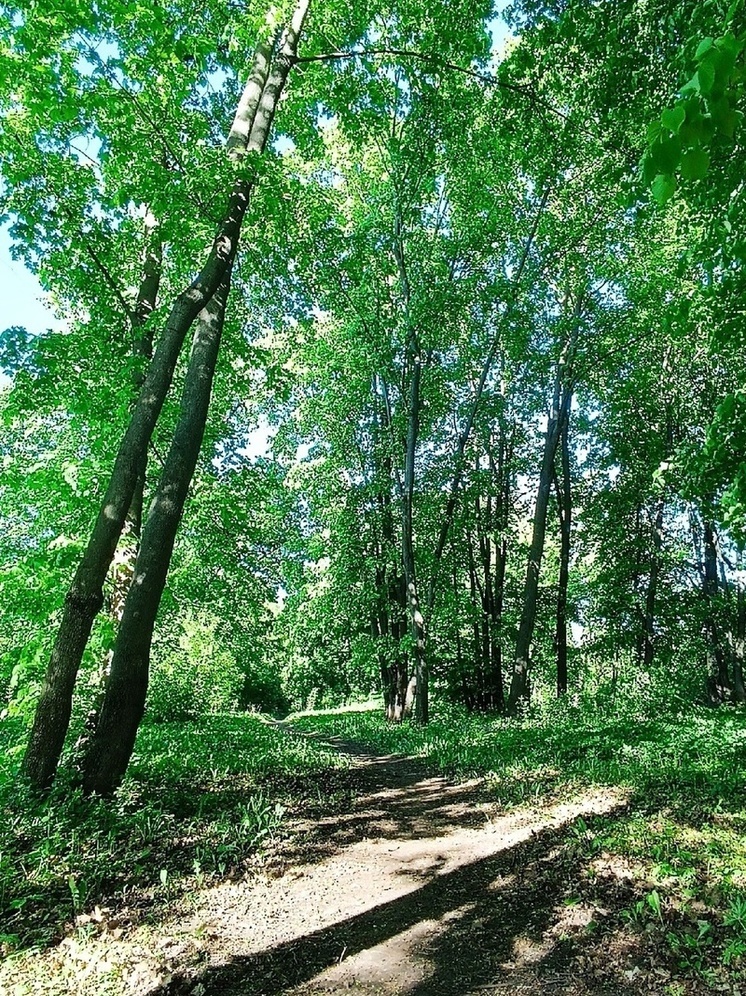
[0,715,351,952]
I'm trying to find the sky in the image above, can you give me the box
[0,227,60,337]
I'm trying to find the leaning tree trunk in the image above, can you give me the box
[21,4,306,789]
[84,213,164,734]
[81,275,232,794]
[108,212,163,628]
[79,2,311,795]
[507,371,572,713]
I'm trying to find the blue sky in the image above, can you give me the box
[0,226,60,337]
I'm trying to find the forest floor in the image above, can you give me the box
[3,710,744,996]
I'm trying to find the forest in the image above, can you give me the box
[1,0,746,993]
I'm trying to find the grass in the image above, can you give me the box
[291,700,746,984]
[3,700,746,987]
[0,714,352,953]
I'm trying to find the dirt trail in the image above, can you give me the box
[3,729,646,996]
[151,728,638,996]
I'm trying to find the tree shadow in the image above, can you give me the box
[153,801,640,996]
[270,766,495,877]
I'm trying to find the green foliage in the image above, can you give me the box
[646,26,745,200]
[0,714,349,951]
[147,610,244,721]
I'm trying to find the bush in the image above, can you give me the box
[148,610,243,721]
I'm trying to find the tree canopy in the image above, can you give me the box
[1,0,745,782]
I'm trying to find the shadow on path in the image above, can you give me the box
[154,796,637,996]
[270,724,496,869]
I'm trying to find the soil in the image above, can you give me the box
[0,727,695,996]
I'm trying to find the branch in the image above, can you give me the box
[294,47,577,127]
[81,240,138,326]
[424,184,551,621]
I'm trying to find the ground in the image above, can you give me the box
[0,720,736,995]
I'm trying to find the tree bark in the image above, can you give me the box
[391,208,428,724]
[487,422,512,712]
[372,375,409,722]
[110,210,164,617]
[734,579,746,704]
[507,366,572,713]
[81,275,232,794]
[21,3,308,789]
[554,410,571,696]
[467,532,485,708]
[85,211,164,740]
[641,498,664,669]
[703,518,730,701]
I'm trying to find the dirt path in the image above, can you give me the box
[151,728,640,996]
[3,729,649,996]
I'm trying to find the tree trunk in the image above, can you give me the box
[554,410,571,696]
[392,207,428,725]
[641,498,664,669]
[372,385,409,724]
[379,574,409,723]
[486,422,512,712]
[703,518,730,702]
[21,4,308,790]
[81,275,232,794]
[734,580,746,704]
[507,368,572,713]
[112,210,163,616]
[85,212,164,734]
[467,534,485,707]
[491,532,507,710]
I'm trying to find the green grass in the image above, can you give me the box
[0,714,351,953]
[291,701,746,983]
[3,701,746,984]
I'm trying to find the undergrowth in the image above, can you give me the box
[0,714,351,953]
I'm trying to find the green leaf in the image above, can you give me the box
[712,100,738,137]
[661,105,686,134]
[650,135,681,174]
[719,395,737,421]
[652,173,676,204]
[696,61,716,96]
[642,153,659,184]
[646,119,662,143]
[726,0,742,25]
[680,148,710,180]
[695,38,714,60]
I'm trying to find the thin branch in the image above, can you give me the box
[425,183,552,620]
[294,47,577,125]
[81,240,137,326]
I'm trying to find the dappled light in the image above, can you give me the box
[2,0,746,992]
